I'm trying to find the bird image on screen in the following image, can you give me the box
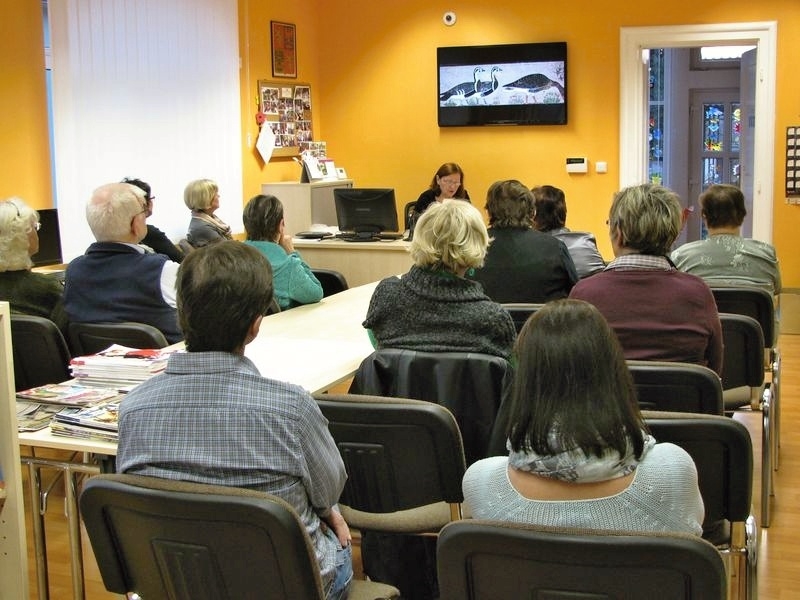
[334,188,400,242]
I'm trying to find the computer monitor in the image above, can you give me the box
[334,188,399,240]
[32,208,64,267]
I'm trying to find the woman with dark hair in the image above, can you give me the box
[532,184,605,278]
[469,180,577,303]
[243,194,322,309]
[671,183,781,294]
[413,162,470,215]
[463,299,704,535]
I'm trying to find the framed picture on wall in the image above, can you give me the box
[271,21,297,78]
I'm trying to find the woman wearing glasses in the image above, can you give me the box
[0,198,67,331]
[413,162,471,216]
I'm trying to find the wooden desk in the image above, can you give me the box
[17,280,379,599]
[294,238,413,288]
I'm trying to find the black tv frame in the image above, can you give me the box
[438,41,567,127]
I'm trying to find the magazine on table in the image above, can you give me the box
[17,402,68,432]
[16,381,122,407]
[69,343,180,384]
[49,397,121,442]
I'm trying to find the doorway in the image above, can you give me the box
[620,22,777,243]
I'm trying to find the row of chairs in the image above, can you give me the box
[79,396,755,600]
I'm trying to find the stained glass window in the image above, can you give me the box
[648,49,665,183]
[703,104,724,152]
[731,103,741,152]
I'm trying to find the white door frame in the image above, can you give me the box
[620,22,777,242]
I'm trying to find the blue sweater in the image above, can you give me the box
[244,240,322,309]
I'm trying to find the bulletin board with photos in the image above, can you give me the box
[258,80,313,157]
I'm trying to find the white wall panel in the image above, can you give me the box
[50,0,241,261]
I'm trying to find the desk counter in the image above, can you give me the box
[294,238,412,288]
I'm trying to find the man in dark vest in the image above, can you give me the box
[64,182,182,343]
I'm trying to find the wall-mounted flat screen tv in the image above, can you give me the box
[438,41,567,127]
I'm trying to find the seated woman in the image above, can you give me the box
[414,162,471,216]
[184,178,233,248]
[469,180,577,303]
[242,194,323,310]
[671,183,781,294]
[532,184,606,278]
[0,198,67,331]
[363,199,515,360]
[464,299,704,535]
[570,183,723,375]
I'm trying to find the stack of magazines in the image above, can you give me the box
[69,344,178,387]
[49,398,121,443]
[16,383,121,433]
[17,344,180,437]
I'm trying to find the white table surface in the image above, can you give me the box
[18,280,379,455]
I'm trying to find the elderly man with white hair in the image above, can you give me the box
[63,182,182,343]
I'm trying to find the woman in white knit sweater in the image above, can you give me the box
[463,299,704,535]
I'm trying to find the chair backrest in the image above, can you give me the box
[10,314,71,391]
[501,302,546,334]
[719,312,765,393]
[68,321,169,356]
[314,393,466,528]
[79,473,326,600]
[711,286,775,347]
[641,410,753,536]
[627,359,724,415]
[311,269,349,297]
[436,519,727,600]
[349,349,513,464]
[403,201,417,231]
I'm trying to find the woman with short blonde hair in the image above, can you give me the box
[0,198,67,330]
[409,198,488,272]
[363,200,515,358]
[570,183,722,375]
[184,178,233,248]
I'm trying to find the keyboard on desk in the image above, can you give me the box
[336,232,404,242]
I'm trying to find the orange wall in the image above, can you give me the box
[4,2,798,284]
[0,0,52,208]
[241,0,800,286]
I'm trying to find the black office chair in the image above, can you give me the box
[643,410,757,600]
[350,348,513,465]
[10,314,71,391]
[314,393,466,533]
[403,201,417,231]
[627,359,723,414]
[712,285,781,470]
[437,520,727,600]
[79,473,400,600]
[501,302,546,334]
[312,269,349,297]
[719,312,773,527]
[68,321,169,356]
